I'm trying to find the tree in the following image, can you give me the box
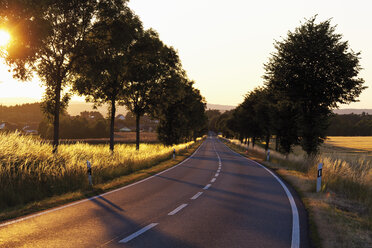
[205,109,221,132]
[216,110,234,138]
[0,0,97,153]
[270,99,299,154]
[123,29,181,150]
[264,16,366,155]
[152,71,206,146]
[72,0,141,151]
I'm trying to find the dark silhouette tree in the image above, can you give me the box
[205,109,221,132]
[270,99,299,154]
[72,0,142,152]
[123,29,181,150]
[153,72,206,146]
[0,0,97,153]
[264,16,366,156]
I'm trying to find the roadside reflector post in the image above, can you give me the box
[173,148,176,159]
[266,149,270,161]
[316,163,323,192]
[87,160,93,186]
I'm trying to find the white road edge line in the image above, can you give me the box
[118,223,158,243]
[211,178,216,183]
[219,140,300,248]
[168,203,188,215]
[191,192,203,200]
[203,184,211,190]
[0,142,206,228]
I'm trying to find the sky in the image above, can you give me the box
[0,0,371,108]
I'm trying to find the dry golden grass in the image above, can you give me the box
[0,132,196,211]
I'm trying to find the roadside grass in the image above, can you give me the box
[221,137,372,248]
[0,131,202,221]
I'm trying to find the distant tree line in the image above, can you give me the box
[0,0,207,152]
[0,103,43,124]
[327,113,372,136]
[38,111,108,139]
[212,17,365,157]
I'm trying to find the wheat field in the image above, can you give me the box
[325,136,372,151]
[0,132,196,210]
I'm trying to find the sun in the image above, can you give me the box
[0,30,11,47]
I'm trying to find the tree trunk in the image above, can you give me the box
[109,98,116,152]
[275,136,279,151]
[247,137,250,147]
[52,81,62,154]
[136,113,140,150]
[252,137,256,147]
[265,135,270,151]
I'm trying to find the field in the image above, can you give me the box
[323,136,372,158]
[0,132,194,211]
[58,131,159,144]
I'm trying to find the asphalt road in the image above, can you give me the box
[0,137,309,248]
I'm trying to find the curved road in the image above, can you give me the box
[0,137,309,247]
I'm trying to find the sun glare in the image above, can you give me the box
[0,30,11,47]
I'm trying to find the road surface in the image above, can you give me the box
[0,137,309,247]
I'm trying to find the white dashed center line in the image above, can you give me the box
[119,223,158,243]
[191,192,203,200]
[211,178,216,183]
[168,204,188,216]
[203,184,211,190]
[215,173,219,177]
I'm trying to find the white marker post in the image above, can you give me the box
[266,149,270,161]
[316,163,323,192]
[87,160,93,186]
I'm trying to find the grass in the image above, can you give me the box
[221,137,372,248]
[0,132,200,214]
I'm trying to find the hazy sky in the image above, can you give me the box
[0,0,371,108]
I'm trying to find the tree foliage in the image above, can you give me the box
[0,0,97,152]
[153,73,206,146]
[72,0,141,151]
[264,17,366,155]
[123,29,181,150]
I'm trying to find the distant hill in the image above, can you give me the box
[206,103,235,112]
[333,109,372,115]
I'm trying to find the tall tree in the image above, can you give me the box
[264,16,366,155]
[72,0,141,152]
[0,0,97,153]
[123,29,181,150]
[152,71,206,145]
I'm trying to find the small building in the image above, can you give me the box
[119,127,131,132]
[116,114,125,121]
[22,125,38,135]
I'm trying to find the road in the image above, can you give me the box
[0,137,309,248]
